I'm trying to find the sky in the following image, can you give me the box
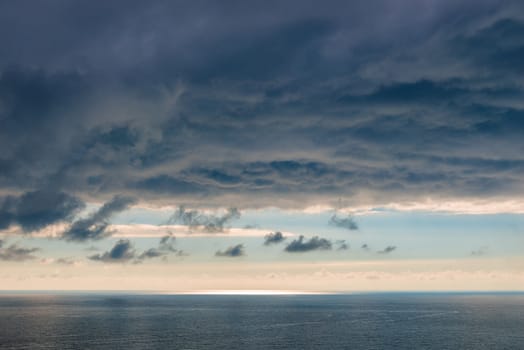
[0,0,523,292]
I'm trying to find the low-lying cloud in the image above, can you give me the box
[159,233,177,252]
[136,234,178,261]
[169,206,240,233]
[471,246,488,256]
[263,231,286,245]
[215,244,245,257]
[63,195,136,242]
[336,240,349,250]
[88,239,136,262]
[0,241,40,261]
[284,235,332,253]
[329,213,358,230]
[377,246,397,254]
[55,257,77,265]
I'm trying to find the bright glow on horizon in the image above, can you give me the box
[174,290,330,295]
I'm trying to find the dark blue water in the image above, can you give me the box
[0,293,523,349]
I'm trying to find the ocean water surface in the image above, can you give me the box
[0,293,523,349]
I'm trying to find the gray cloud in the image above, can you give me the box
[377,246,397,254]
[88,239,136,263]
[0,243,39,261]
[0,190,84,232]
[0,1,523,210]
[136,234,178,261]
[174,250,189,257]
[137,248,165,260]
[55,257,77,265]
[336,240,349,250]
[284,235,332,253]
[159,233,177,252]
[329,213,358,230]
[471,246,488,256]
[62,195,136,241]
[169,206,240,233]
[264,231,286,245]
[215,244,245,257]
[361,244,370,251]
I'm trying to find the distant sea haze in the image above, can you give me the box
[0,293,523,349]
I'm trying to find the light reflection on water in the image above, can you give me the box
[0,293,523,349]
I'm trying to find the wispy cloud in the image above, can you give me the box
[336,240,349,250]
[168,206,240,233]
[137,248,166,260]
[0,242,40,261]
[136,233,179,261]
[329,213,358,230]
[63,196,136,241]
[159,233,177,252]
[377,246,397,254]
[55,257,78,265]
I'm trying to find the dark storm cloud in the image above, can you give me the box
[337,80,467,108]
[0,0,524,209]
[0,243,39,261]
[215,244,245,257]
[135,177,207,196]
[168,206,240,232]
[329,214,358,230]
[377,246,397,254]
[0,190,84,232]
[88,239,136,263]
[449,18,524,75]
[284,235,332,253]
[63,196,136,241]
[263,231,286,245]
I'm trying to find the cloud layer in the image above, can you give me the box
[0,0,523,214]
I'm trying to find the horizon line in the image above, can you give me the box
[1,289,524,296]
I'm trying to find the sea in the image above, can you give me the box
[0,293,523,349]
